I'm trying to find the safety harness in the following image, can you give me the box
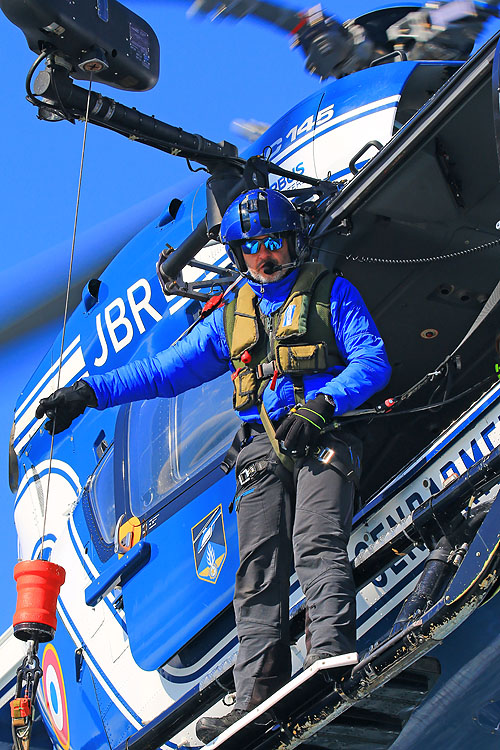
[224,263,342,407]
[223,263,342,471]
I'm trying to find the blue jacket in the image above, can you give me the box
[85,270,391,421]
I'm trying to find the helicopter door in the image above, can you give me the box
[116,374,241,671]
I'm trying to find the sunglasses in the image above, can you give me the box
[239,235,285,255]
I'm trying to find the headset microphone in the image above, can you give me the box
[262,261,278,274]
[262,261,298,274]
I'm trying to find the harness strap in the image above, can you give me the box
[314,447,359,488]
[257,401,295,473]
[221,422,252,474]
[236,459,270,487]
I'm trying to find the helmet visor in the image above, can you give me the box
[239,234,285,255]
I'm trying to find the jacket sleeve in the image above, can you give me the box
[318,277,391,415]
[84,307,231,409]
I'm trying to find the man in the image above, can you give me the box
[36,188,391,744]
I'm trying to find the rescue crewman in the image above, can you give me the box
[36,188,391,744]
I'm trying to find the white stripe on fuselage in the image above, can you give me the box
[15,335,81,422]
[275,95,400,165]
[14,358,88,455]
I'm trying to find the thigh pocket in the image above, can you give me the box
[230,485,256,513]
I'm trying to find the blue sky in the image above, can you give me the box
[0,0,499,633]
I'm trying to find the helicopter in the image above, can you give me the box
[1,0,500,748]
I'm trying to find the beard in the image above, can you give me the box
[247,266,290,284]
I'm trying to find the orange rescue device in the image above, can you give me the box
[13,560,66,642]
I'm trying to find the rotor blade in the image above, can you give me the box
[186,0,303,33]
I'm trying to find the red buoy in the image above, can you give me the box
[13,560,66,643]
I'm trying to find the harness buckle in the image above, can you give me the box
[238,464,257,486]
[256,361,276,380]
[315,446,336,464]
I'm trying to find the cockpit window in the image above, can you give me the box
[127,374,240,519]
[88,446,116,544]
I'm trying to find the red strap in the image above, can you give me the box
[200,293,225,318]
[290,16,307,34]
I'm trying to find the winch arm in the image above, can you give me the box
[32,64,241,168]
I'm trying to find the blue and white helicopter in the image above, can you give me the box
[2,0,500,748]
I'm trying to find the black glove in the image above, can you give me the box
[275,394,335,458]
[35,380,97,435]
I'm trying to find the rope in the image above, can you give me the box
[40,76,93,558]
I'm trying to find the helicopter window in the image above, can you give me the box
[127,374,239,518]
[89,446,116,544]
[173,375,240,479]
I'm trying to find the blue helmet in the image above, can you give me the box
[220,188,308,276]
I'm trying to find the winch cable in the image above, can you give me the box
[40,75,94,558]
[11,76,94,750]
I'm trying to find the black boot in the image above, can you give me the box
[196,708,248,744]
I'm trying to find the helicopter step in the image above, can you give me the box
[113,481,500,750]
[199,654,440,750]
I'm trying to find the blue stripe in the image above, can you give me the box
[67,518,95,581]
[57,597,149,730]
[67,518,128,633]
[273,100,398,169]
[15,466,80,510]
[0,675,16,702]
[13,362,88,449]
[31,534,57,560]
[355,387,500,526]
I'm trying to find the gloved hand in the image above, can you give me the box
[275,394,335,458]
[35,380,98,435]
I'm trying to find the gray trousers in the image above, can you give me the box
[232,429,360,710]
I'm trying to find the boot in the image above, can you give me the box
[195,708,248,744]
[196,707,275,744]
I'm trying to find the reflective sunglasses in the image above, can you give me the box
[239,234,285,255]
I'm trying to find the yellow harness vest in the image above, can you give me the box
[223,263,343,412]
